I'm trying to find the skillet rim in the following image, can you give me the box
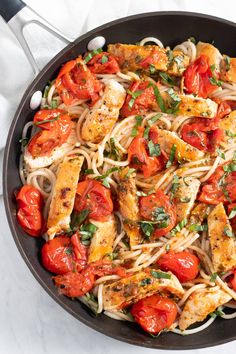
[3,10,236,349]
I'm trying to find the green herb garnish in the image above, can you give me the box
[210,273,218,282]
[127,90,143,109]
[149,64,156,74]
[229,207,236,219]
[19,137,29,147]
[223,226,234,238]
[131,115,143,137]
[84,48,103,63]
[125,168,136,178]
[216,148,225,159]
[159,72,175,86]
[223,163,236,173]
[69,209,90,233]
[224,55,231,71]
[148,140,161,157]
[188,223,208,232]
[166,144,177,168]
[140,278,152,286]
[151,270,171,279]
[101,55,108,64]
[84,168,94,175]
[209,76,222,87]
[140,222,154,238]
[171,218,187,235]
[189,36,196,44]
[80,223,98,245]
[225,130,236,138]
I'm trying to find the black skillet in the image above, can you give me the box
[2,0,236,349]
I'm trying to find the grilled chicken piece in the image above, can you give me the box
[220,56,236,83]
[196,41,222,68]
[173,176,200,223]
[208,202,236,272]
[24,124,77,170]
[81,80,126,143]
[88,215,117,263]
[179,288,231,330]
[157,128,204,162]
[219,110,236,149]
[190,203,211,224]
[103,269,184,310]
[117,168,142,248]
[108,43,189,76]
[47,155,84,239]
[178,94,218,118]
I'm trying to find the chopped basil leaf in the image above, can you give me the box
[223,163,236,173]
[127,90,143,109]
[210,64,216,74]
[101,55,108,64]
[84,168,94,175]
[229,207,236,219]
[84,48,103,63]
[165,244,170,251]
[166,144,177,168]
[131,115,143,137]
[80,223,98,245]
[210,273,218,282]
[225,130,236,138]
[51,99,58,108]
[171,218,187,235]
[148,140,161,157]
[166,88,181,114]
[149,83,166,112]
[188,223,208,232]
[169,175,180,198]
[139,278,152,286]
[19,137,29,147]
[102,178,110,188]
[106,252,118,261]
[224,55,231,71]
[125,168,136,179]
[233,151,236,162]
[209,76,222,87]
[96,167,120,180]
[183,176,190,186]
[151,270,171,279]
[189,36,196,44]
[152,207,170,228]
[209,309,225,318]
[180,197,191,203]
[70,209,90,232]
[34,115,60,125]
[107,137,120,161]
[149,64,156,74]
[136,189,154,197]
[148,113,162,125]
[223,226,234,238]
[159,72,175,86]
[166,49,174,65]
[143,127,150,139]
[216,148,225,159]
[140,222,154,238]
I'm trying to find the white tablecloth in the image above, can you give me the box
[0,1,236,353]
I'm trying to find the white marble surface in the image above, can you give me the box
[1,0,236,353]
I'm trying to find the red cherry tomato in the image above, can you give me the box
[121,81,158,117]
[87,52,120,74]
[16,185,44,237]
[74,179,113,221]
[55,57,103,105]
[139,189,176,237]
[183,55,218,98]
[27,109,72,157]
[53,260,126,297]
[41,233,87,275]
[130,294,177,334]
[128,126,168,178]
[230,269,236,291]
[198,164,236,204]
[157,251,200,282]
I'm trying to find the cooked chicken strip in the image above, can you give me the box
[196,41,222,68]
[179,288,231,330]
[190,203,211,225]
[178,94,218,118]
[208,202,236,272]
[157,128,204,162]
[24,124,77,170]
[81,80,126,143]
[219,110,236,149]
[47,155,84,239]
[108,43,189,76]
[173,176,200,223]
[88,214,117,263]
[220,56,236,83]
[103,269,184,310]
[117,168,142,247]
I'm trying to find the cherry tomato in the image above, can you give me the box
[16,185,44,237]
[121,81,158,117]
[157,251,200,282]
[53,260,126,297]
[183,55,218,98]
[55,57,103,105]
[128,126,168,178]
[215,100,232,119]
[139,189,176,237]
[130,294,177,334]
[181,117,223,153]
[230,269,236,292]
[198,164,236,204]
[87,52,120,74]
[27,109,72,157]
[74,179,113,221]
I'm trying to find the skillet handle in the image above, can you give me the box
[0,0,73,75]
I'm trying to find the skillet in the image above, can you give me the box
[2,0,236,349]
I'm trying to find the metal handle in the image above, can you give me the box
[0,0,74,75]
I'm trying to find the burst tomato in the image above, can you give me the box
[16,185,44,237]
[139,189,176,237]
[41,233,87,275]
[130,294,177,334]
[87,52,120,74]
[128,126,168,178]
[55,57,103,105]
[183,55,219,98]
[230,269,236,292]
[157,251,200,282]
[198,163,236,204]
[27,109,72,157]
[74,179,113,221]
[121,81,157,117]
